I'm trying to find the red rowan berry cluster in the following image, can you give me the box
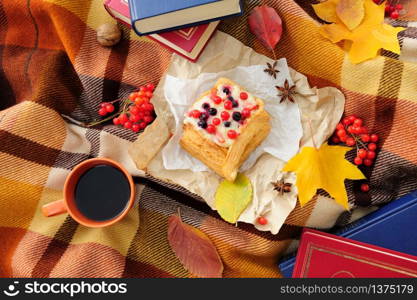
[373,0,404,20]
[331,115,379,193]
[385,2,403,19]
[95,83,155,132]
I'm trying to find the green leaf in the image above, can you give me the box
[215,173,253,224]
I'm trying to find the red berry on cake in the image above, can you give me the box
[212,118,221,126]
[191,110,201,118]
[206,124,216,134]
[224,100,233,110]
[221,111,230,121]
[227,130,237,139]
[212,96,222,104]
[242,108,251,119]
[240,92,248,100]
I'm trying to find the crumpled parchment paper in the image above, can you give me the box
[128,31,345,234]
[161,59,303,172]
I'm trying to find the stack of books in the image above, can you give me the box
[104,0,243,62]
[279,191,417,277]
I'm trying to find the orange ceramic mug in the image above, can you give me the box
[42,158,135,227]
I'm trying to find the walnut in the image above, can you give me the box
[97,23,121,47]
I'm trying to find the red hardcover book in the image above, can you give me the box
[293,229,417,278]
[104,0,219,62]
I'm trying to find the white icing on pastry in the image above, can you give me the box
[184,83,259,147]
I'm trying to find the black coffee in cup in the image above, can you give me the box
[74,164,131,221]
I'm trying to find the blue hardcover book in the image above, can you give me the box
[129,0,243,36]
[135,0,220,19]
[278,190,417,277]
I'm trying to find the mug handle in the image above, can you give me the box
[42,200,67,217]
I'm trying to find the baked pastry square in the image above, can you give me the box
[180,78,271,182]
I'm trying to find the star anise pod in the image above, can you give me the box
[264,61,279,79]
[276,79,297,103]
[271,178,292,196]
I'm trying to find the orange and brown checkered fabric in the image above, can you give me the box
[0,0,416,278]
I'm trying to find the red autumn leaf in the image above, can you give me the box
[248,5,283,51]
[167,215,224,278]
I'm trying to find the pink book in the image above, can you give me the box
[104,0,219,62]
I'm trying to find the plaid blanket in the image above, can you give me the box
[0,0,416,278]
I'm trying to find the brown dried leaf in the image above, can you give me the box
[167,215,223,278]
[336,0,365,30]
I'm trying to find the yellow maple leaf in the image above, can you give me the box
[282,143,365,209]
[313,0,340,23]
[315,0,405,64]
[336,0,365,30]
